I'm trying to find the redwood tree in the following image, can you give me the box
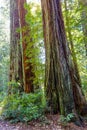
[41,0,86,117]
[18,0,34,93]
[64,0,82,88]
[10,0,34,93]
[9,0,23,93]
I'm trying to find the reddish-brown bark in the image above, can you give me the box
[18,0,34,93]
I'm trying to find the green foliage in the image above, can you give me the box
[1,91,46,123]
[8,81,23,94]
[0,0,10,92]
[62,0,87,97]
[60,113,74,125]
[24,2,45,88]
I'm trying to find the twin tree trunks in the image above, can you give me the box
[41,0,86,118]
[10,0,34,93]
[10,0,87,121]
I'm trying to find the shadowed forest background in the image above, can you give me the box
[0,0,87,129]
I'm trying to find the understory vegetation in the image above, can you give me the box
[0,0,87,126]
[1,91,46,123]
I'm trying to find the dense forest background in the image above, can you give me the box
[0,0,87,128]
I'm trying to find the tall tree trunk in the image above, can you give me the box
[64,0,81,86]
[9,0,23,93]
[64,0,85,111]
[18,0,34,93]
[41,0,86,116]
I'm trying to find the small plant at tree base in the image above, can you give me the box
[59,113,74,125]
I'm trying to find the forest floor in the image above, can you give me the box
[0,114,87,130]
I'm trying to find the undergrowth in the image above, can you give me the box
[59,113,74,126]
[1,91,46,123]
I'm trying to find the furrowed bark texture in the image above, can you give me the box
[64,0,86,111]
[41,0,86,115]
[64,0,81,86]
[9,0,23,92]
[18,0,34,93]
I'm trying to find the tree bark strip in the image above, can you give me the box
[9,0,23,93]
[18,0,34,93]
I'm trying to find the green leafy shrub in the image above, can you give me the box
[60,113,74,125]
[8,81,24,94]
[1,91,46,123]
